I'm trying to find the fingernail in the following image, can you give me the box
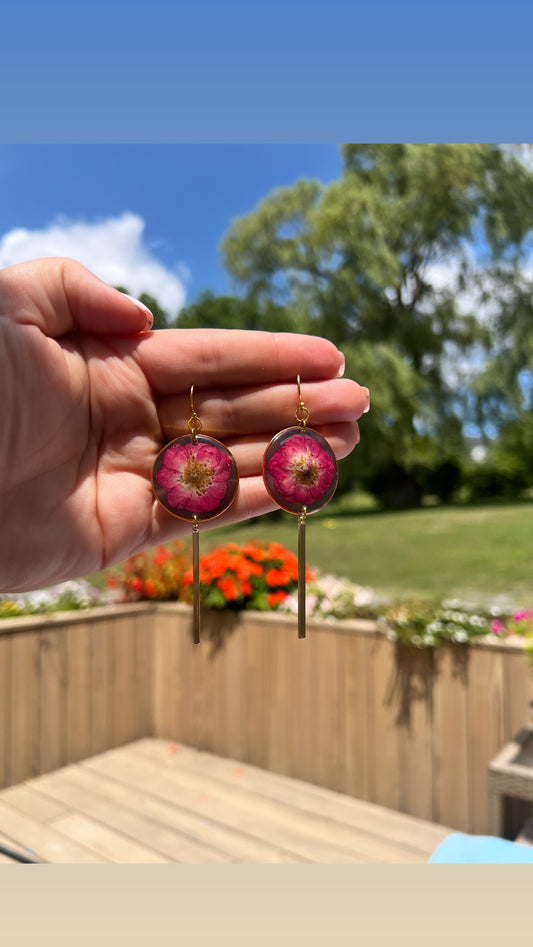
[336,352,345,377]
[362,387,370,414]
[121,292,154,330]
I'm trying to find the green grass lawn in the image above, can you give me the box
[197,499,533,605]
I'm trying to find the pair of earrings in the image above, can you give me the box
[151,377,338,642]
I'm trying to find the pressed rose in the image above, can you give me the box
[266,435,336,504]
[156,441,232,514]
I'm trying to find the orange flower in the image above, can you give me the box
[143,579,157,598]
[242,543,266,563]
[154,546,172,567]
[217,576,239,601]
[267,591,288,607]
[265,568,291,587]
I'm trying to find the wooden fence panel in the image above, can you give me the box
[342,631,371,801]
[466,647,506,833]
[1,604,533,836]
[90,619,114,757]
[40,628,67,774]
[367,635,401,813]
[10,631,40,785]
[396,647,436,822]
[0,635,11,789]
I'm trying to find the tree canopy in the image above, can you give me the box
[220,144,533,504]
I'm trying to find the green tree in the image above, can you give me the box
[114,287,170,329]
[221,144,533,506]
[175,290,298,332]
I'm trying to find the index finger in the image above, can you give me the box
[134,328,345,395]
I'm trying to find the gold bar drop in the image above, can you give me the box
[298,507,307,639]
[192,516,200,643]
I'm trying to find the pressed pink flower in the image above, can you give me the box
[267,434,336,504]
[156,441,232,513]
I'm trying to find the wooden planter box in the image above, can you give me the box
[0,602,532,836]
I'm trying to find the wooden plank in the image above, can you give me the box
[0,798,104,863]
[208,620,229,757]
[111,617,138,746]
[396,646,435,821]
[10,632,40,785]
[243,618,270,770]
[107,741,429,863]
[284,621,314,784]
[185,613,225,753]
[367,636,400,812]
[136,738,450,855]
[90,619,114,756]
[432,645,469,831]
[30,767,233,863]
[342,632,369,800]
[0,634,11,789]
[134,613,154,738]
[0,783,68,823]
[266,621,289,776]
[69,759,304,864]
[50,813,171,863]
[467,647,505,834]
[66,621,92,764]
[173,615,199,748]
[152,610,177,740]
[221,616,247,762]
[39,628,67,775]
[309,628,342,792]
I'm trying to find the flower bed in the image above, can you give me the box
[3,540,533,657]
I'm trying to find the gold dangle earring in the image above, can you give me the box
[262,376,338,638]
[151,386,239,643]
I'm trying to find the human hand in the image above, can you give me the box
[0,258,368,591]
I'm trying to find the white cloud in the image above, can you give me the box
[0,213,188,317]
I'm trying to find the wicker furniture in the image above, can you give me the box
[488,725,533,838]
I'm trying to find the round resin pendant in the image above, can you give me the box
[263,426,338,515]
[152,434,239,522]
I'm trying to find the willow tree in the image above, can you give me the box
[221,144,533,505]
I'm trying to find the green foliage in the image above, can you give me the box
[221,144,533,507]
[175,291,298,332]
[114,287,170,329]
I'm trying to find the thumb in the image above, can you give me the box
[0,257,154,337]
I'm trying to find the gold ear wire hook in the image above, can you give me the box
[187,384,203,438]
[295,374,310,428]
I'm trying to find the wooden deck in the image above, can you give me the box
[0,738,452,864]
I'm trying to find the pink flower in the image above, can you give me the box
[156,442,232,513]
[267,434,336,504]
[490,619,504,635]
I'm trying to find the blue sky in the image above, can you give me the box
[3,2,532,141]
[0,145,342,316]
